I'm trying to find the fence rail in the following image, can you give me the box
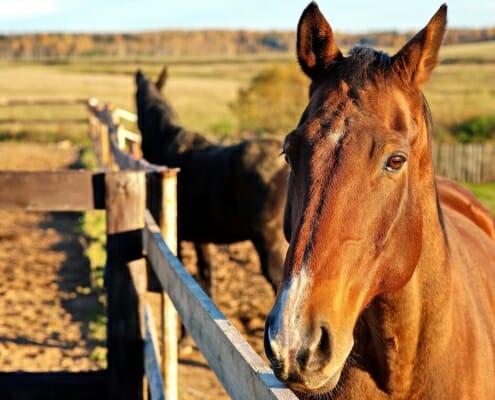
[0,97,88,106]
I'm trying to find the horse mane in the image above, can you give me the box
[337,47,392,89]
[420,93,450,243]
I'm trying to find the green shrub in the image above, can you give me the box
[231,63,309,136]
[453,115,495,143]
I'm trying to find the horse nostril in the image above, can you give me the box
[319,324,331,358]
[303,324,332,372]
[264,315,279,362]
[264,328,275,361]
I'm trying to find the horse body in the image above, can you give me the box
[174,139,286,243]
[437,176,495,239]
[264,3,495,399]
[350,202,495,399]
[136,70,288,293]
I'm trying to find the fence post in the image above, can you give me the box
[482,143,495,182]
[161,171,179,400]
[147,170,179,400]
[99,123,113,169]
[105,171,147,400]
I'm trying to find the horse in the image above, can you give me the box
[135,67,289,295]
[264,3,495,399]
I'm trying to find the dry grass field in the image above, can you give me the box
[1,40,495,141]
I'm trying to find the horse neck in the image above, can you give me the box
[359,172,453,394]
[159,99,180,129]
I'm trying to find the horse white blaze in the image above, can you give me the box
[267,267,311,368]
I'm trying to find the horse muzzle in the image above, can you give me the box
[264,312,350,394]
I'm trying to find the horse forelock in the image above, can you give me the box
[331,47,392,90]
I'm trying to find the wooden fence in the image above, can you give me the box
[0,97,89,125]
[432,142,495,183]
[0,98,297,400]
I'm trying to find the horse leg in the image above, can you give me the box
[194,242,214,297]
[252,231,287,294]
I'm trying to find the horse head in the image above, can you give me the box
[265,3,447,395]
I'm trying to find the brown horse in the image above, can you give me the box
[264,3,495,399]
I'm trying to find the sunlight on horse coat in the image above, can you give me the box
[264,3,495,399]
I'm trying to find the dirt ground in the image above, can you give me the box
[0,141,276,399]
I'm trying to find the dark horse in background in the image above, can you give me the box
[135,68,288,295]
[264,3,495,399]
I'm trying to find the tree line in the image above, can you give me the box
[0,28,494,59]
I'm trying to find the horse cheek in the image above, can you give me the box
[379,214,423,293]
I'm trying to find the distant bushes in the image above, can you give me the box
[452,115,495,143]
[231,63,308,136]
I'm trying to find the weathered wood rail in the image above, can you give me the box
[0,98,297,400]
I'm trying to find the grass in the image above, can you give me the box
[78,209,107,367]
[425,63,495,135]
[74,146,108,367]
[440,41,495,64]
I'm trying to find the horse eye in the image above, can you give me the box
[385,154,406,172]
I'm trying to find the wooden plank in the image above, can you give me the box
[145,171,179,400]
[143,210,297,400]
[0,370,107,400]
[160,173,178,400]
[0,97,87,106]
[100,123,113,170]
[0,170,105,210]
[482,144,495,182]
[114,107,138,123]
[119,127,142,143]
[144,304,166,400]
[0,118,88,125]
[105,171,146,400]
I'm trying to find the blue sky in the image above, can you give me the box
[0,0,493,34]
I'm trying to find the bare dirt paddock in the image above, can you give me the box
[0,142,276,399]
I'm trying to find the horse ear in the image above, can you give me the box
[136,69,145,85]
[392,4,447,87]
[297,2,342,80]
[155,65,168,91]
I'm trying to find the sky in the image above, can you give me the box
[0,0,493,34]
